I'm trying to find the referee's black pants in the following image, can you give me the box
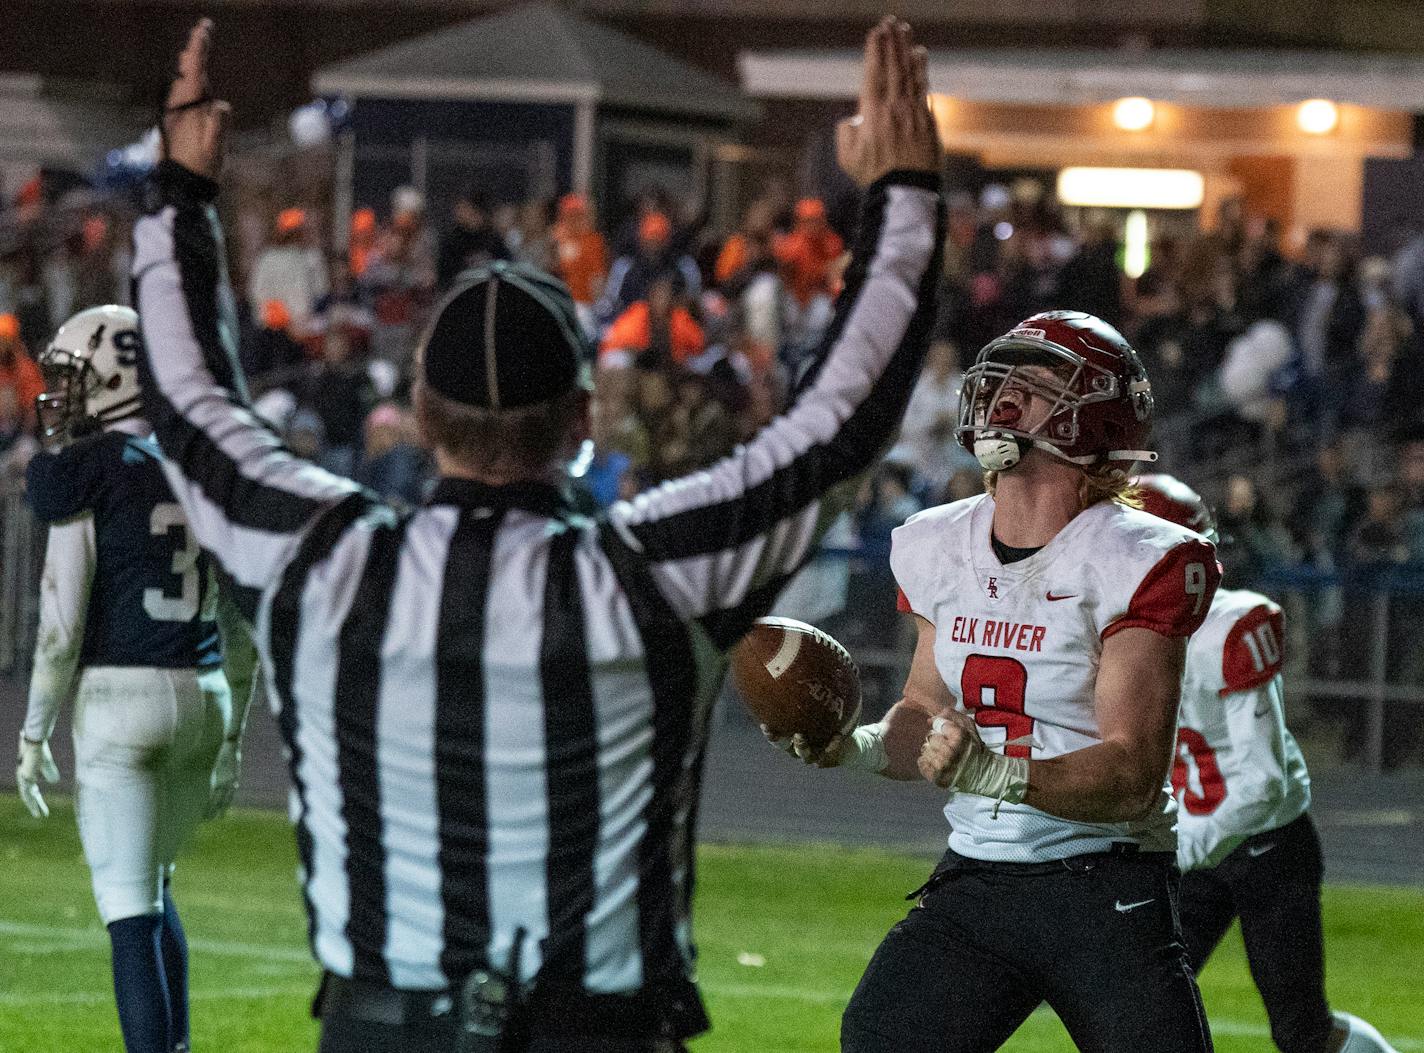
[1178,812,1334,1053]
[314,974,687,1053]
[841,846,1213,1053]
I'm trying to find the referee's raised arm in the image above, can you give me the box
[133,20,357,601]
[607,20,944,647]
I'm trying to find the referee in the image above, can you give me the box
[143,19,941,1053]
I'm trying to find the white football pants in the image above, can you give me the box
[71,666,230,924]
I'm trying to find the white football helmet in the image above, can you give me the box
[36,305,144,443]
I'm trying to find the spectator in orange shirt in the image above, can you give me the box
[348,208,378,280]
[552,193,609,337]
[1,312,45,447]
[599,275,705,372]
[714,199,778,289]
[774,197,844,306]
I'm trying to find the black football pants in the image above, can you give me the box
[1178,812,1334,1053]
[841,846,1213,1053]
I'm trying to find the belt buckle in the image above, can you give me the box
[459,969,512,1039]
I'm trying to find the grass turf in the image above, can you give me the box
[1,796,1420,1052]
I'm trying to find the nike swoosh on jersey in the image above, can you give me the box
[1254,705,1272,718]
[1114,898,1154,913]
[1045,592,1077,601]
[1247,843,1276,857]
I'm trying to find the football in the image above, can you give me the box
[729,617,861,751]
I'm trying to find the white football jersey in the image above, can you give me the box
[1171,587,1311,871]
[892,493,1219,863]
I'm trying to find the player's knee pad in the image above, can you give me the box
[1333,1012,1401,1053]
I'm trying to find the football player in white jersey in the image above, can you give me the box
[780,311,1222,1051]
[17,306,257,1053]
[1137,474,1401,1053]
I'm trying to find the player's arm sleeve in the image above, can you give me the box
[1102,539,1221,640]
[604,173,943,648]
[132,161,359,593]
[24,444,104,524]
[23,515,95,743]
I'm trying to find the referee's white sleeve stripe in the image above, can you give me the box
[133,207,356,590]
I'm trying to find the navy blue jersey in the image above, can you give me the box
[26,431,220,669]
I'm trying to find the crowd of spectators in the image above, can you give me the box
[4,165,1424,763]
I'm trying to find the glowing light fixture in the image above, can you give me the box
[1297,99,1339,135]
[1056,167,1205,210]
[1112,97,1155,132]
[1123,210,1150,279]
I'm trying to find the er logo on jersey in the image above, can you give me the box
[986,576,999,599]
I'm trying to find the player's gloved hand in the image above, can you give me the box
[206,738,241,820]
[919,710,1029,805]
[16,734,60,819]
[762,701,871,770]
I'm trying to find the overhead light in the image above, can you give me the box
[1112,97,1155,132]
[1297,99,1339,135]
[1123,210,1150,279]
[1056,167,1205,210]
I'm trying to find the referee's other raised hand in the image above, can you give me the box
[163,18,231,181]
[836,17,940,188]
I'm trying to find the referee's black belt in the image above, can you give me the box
[316,971,703,1041]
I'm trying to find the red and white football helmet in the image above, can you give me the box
[1134,473,1219,543]
[956,310,1157,471]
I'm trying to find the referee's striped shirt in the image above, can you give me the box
[132,160,942,1036]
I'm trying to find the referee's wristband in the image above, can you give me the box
[841,722,890,774]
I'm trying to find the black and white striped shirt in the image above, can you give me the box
[132,161,942,1036]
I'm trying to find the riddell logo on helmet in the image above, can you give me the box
[1010,328,1046,340]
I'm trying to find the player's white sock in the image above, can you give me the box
[1333,1012,1401,1053]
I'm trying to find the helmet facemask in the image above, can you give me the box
[957,338,1125,471]
[36,343,140,446]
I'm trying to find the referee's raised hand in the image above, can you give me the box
[836,18,940,187]
[163,18,231,180]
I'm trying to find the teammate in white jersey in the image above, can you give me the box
[1138,474,1401,1053]
[787,311,1222,1051]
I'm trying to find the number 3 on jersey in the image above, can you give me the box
[961,654,1034,758]
[145,502,200,622]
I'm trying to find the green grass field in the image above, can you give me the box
[1,797,1420,1052]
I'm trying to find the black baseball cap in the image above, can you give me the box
[419,261,591,410]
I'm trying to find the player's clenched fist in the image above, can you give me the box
[836,18,940,188]
[919,709,1031,804]
[918,709,976,788]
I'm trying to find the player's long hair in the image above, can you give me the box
[413,381,586,481]
[983,463,1145,509]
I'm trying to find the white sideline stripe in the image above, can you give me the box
[0,986,312,1008]
[0,919,310,963]
[4,922,1419,1049]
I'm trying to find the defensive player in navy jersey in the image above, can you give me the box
[16,305,256,1053]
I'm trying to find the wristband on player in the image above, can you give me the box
[840,721,890,774]
[933,716,1029,809]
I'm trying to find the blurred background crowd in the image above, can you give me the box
[4,162,1424,765]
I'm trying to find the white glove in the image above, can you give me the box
[206,738,241,820]
[761,701,864,769]
[16,735,60,819]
